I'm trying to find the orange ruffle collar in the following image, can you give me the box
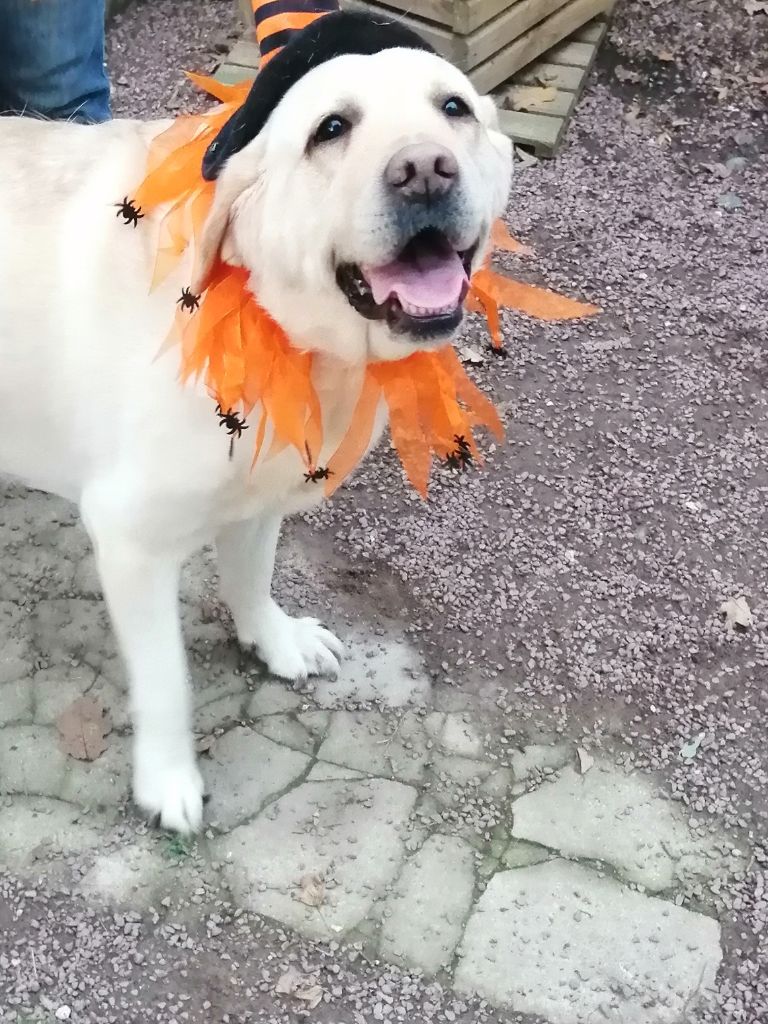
[128,73,598,497]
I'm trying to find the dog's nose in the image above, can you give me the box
[385,143,458,203]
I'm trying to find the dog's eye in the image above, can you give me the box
[442,96,472,119]
[312,114,351,146]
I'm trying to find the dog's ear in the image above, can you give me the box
[192,145,264,294]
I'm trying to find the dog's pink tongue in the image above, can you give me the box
[366,249,467,311]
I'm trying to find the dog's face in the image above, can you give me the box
[198,48,512,362]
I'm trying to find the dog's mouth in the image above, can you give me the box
[336,228,477,339]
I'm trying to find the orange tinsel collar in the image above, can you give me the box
[129,74,598,497]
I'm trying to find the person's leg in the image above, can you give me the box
[0,0,111,123]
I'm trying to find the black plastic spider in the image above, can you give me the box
[177,286,200,312]
[215,404,248,459]
[114,196,144,228]
[304,466,334,484]
[445,434,473,471]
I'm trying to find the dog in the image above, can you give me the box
[0,44,512,831]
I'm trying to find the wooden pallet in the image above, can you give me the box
[494,14,610,156]
[218,3,613,156]
[341,0,613,93]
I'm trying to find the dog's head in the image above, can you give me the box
[196,46,512,362]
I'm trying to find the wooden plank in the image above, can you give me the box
[368,0,456,28]
[497,108,564,154]
[454,0,524,35]
[238,0,254,31]
[573,18,604,42]
[214,62,256,85]
[468,0,612,93]
[226,37,261,70]
[341,0,457,59]
[514,60,584,90]
[456,0,570,69]
[545,39,594,66]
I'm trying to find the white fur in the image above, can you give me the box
[0,48,511,830]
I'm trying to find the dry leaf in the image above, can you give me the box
[459,345,485,365]
[576,747,594,774]
[656,49,675,61]
[297,873,325,908]
[720,596,753,631]
[57,697,111,761]
[275,967,324,1010]
[744,0,768,13]
[507,85,557,111]
[490,219,533,255]
[195,733,217,756]
[614,65,642,83]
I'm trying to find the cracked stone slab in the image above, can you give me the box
[59,736,131,808]
[81,836,203,910]
[203,727,310,829]
[440,714,484,758]
[455,860,722,1024]
[317,711,428,784]
[0,796,107,869]
[248,682,303,717]
[512,762,731,891]
[0,724,69,798]
[311,634,431,708]
[510,742,572,781]
[380,834,475,975]
[0,679,32,725]
[213,777,417,940]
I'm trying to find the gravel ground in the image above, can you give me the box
[1,0,767,1021]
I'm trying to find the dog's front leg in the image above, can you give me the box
[82,494,204,832]
[217,513,343,682]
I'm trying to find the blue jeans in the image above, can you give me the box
[0,0,111,123]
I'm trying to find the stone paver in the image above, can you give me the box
[0,797,106,868]
[0,653,744,1024]
[317,711,429,784]
[203,727,310,829]
[0,725,69,799]
[213,777,417,940]
[380,834,475,975]
[512,763,727,891]
[311,634,430,708]
[455,860,722,1024]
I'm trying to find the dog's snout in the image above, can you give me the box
[385,143,458,203]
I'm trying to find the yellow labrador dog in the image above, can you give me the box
[0,14,511,831]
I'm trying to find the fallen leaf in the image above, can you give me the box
[490,219,533,255]
[507,85,557,111]
[56,697,111,761]
[275,967,324,1009]
[681,732,705,760]
[296,985,324,1009]
[195,733,217,756]
[296,873,325,908]
[744,0,768,13]
[458,345,486,365]
[576,747,594,774]
[614,65,642,83]
[720,596,753,631]
[656,49,675,61]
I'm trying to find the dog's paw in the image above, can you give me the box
[133,743,205,833]
[248,601,343,681]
